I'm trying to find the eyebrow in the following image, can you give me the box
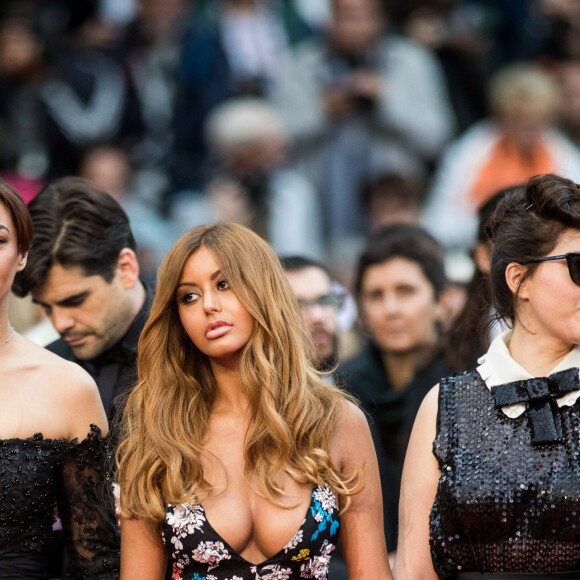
[33,291,90,308]
[0,225,9,233]
[176,269,222,289]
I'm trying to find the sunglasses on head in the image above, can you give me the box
[524,252,580,285]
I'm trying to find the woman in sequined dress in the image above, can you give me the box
[395,173,580,579]
[0,179,120,579]
[117,223,392,579]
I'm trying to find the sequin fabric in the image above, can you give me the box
[0,424,120,579]
[430,370,580,578]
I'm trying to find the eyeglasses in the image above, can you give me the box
[524,252,580,285]
[297,293,345,310]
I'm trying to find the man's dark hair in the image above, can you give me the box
[354,223,446,298]
[12,176,136,296]
[280,255,333,279]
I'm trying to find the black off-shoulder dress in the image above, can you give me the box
[0,425,119,579]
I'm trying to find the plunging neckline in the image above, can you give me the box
[196,485,318,567]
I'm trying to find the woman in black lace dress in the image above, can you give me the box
[117,223,392,579]
[395,173,580,579]
[0,179,119,579]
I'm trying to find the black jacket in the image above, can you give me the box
[339,343,451,551]
[46,286,152,445]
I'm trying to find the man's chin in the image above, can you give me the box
[68,339,100,360]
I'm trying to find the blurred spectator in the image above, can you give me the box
[361,171,424,234]
[0,0,142,183]
[282,256,345,377]
[400,2,492,131]
[115,0,193,204]
[0,2,51,182]
[171,0,311,192]
[294,0,331,32]
[192,0,310,94]
[558,58,580,149]
[272,0,455,260]
[100,0,137,26]
[423,62,580,251]
[340,223,451,554]
[281,254,353,580]
[443,185,516,373]
[170,98,324,259]
[536,0,580,60]
[77,145,175,281]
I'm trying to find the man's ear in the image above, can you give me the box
[115,248,140,289]
[505,262,529,299]
[16,252,28,273]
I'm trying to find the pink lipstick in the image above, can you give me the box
[205,320,233,340]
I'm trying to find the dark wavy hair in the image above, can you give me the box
[354,223,446,299]
[487,173,580,323]
[12,177,136,297]
[443,185,521,372]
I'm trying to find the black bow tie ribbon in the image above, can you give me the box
[491,367,580,445]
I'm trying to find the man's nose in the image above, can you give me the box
[51,308,75,334]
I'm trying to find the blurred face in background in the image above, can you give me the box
[330,0,384,55]
[78,147,131,201]
[0,20,43,77]
[489,66,561,149]
[285,266,339,363]
[137,0,188,37]
[499,101,556,149]
[359,257,443,355]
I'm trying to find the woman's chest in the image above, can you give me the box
[198,451,317,561]
[163,483,340,578]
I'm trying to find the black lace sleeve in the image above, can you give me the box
[55,425,120,579]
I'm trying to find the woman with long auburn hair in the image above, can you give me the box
[117,223,391,579]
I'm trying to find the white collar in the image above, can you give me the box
[477,330,580,417]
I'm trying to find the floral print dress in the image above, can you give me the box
[163,484,340,580]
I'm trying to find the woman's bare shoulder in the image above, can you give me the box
[14,336,99,404]
[336,398,368,429]
[9,336,107,439]
[421,383,440,415]
[329,399,371,461]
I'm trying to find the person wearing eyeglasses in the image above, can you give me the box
[281,256,352,580]
[281,256,346,381]
[340,223,452,557]
[395,173,580,579]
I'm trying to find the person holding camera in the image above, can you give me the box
[272,0,455,258]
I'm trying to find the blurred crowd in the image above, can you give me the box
[2,0,580,286]
[5,2,580,569]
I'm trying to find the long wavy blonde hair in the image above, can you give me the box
[117,223,361,525]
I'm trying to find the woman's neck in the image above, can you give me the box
[508,324,574,376]
[0,309,12,344]
[210,361,250,414]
